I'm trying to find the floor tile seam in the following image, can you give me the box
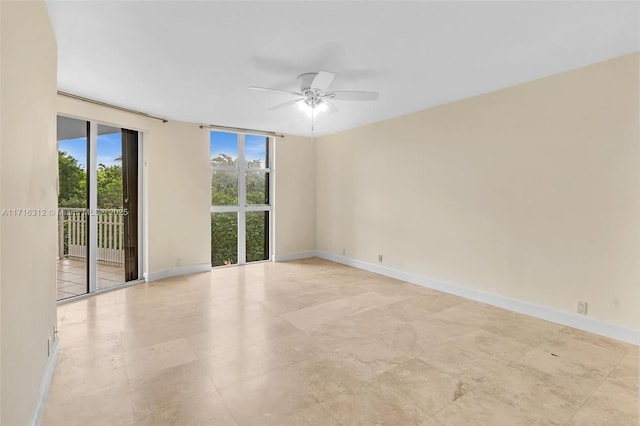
[358,362,446,420]
[476,323,558,348]
[315,398,352,426]
[280,291,379,317]
[317,369,433,424]
[224,345,401,407]
[416,385,482,424]
[497,360,607,425]
[56,281,86,290]
[415,359,500,393]
[215,376,295,426]
[56,282,83,290]
[505,328,615,382]
[472,387,554,423]
[502,332,550,371]
[447,329,525,362]
[57,289,82,297]
[151,362,241,426]
[313,402,343,426]
[444,340,511,367]
[410,355,486,395]
[562,373,610,425]
[284,295,417,332]
[47,377,133,407]
[57,271,86,277]
[124,357,202,391]
[56,276,85,283]
[551,327,631,359]
[236,338,326,374]
[56,337,125,356]
[604,351,635,383]
[203,348,320,395]
[187,325,306,359]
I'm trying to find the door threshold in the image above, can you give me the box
[57,278,145,305]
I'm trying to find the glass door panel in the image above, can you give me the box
[57,116,89,300]
[96,124,125,290]
[121,128,140,282]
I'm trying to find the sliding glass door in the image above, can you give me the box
[57,116,141,300]
[210,131,271,267]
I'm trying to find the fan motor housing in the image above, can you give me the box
[297,73,319,94]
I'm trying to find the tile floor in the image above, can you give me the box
[44,258,639,425]
[57,259,125,300]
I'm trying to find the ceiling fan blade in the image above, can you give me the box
[249,86,303,96]
[267,98,305,111]
[324,91,379,101]
[310,71,335,92]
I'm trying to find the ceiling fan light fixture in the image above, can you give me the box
[249,70,378,129]
[297,99,311,114]
[315,100,328,113]
[297,98,328,117]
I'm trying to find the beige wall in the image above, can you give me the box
[316,53,640,331]
[57,96,211,277]
[274,135,316,257]
[145,122,211,273]
[0,1,58,424]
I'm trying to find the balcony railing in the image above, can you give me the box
[57,208,124,267]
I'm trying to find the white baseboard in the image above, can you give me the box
[315,250,640,346]
[32,337,59,426]
[145,263,211,282]
[273,251,317,262]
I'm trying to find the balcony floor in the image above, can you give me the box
[57,259,125,301]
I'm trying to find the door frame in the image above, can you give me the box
[56,114,146,302]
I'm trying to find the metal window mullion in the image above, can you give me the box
[138,132,145,281]
[245,205,271,212]
[268,137,274,261]
[211,205,240,213]
[88,121,98,293]
[237,134,246,265]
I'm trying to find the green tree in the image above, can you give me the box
[211,213,238,266]
[246,211,268,262]
[58,151,86,207]
[210,154,238,205]
[97,163,123,208]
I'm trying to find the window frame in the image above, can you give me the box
[210,132,273,266]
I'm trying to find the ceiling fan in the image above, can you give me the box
[249,71,379,114]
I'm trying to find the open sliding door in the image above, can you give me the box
[122,129,139,282]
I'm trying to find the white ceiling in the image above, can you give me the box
[46,1,639,137]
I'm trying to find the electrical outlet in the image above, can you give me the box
[576,300,588,315]
[341,248,346,255]
[378,254,383,263]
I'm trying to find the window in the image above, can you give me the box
[210,131,271,266]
